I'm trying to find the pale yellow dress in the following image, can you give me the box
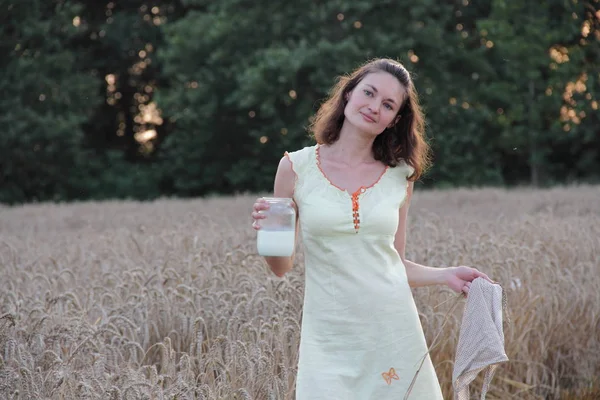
[285,144,444,400]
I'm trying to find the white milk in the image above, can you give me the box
[257,230,295,257]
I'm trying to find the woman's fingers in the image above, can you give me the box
[253,198,269,210]
[471,268,495,284]
[479,271,494,283]
[462,270,499,297]
[251,198,270,230]
[253,201,270,214]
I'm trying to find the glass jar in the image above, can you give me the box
[256,197,296,257]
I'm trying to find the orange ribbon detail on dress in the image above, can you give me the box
[351,192,361,232]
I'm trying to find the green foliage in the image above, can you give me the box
[0,0,100,203]
[1,0,599,204]
[0,0,165,204]
[155,0,599,195]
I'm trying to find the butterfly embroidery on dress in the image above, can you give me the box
[382,367,400,385]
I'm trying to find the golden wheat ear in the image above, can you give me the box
[0,189,598,399]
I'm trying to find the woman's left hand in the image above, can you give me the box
[444,266,494,296]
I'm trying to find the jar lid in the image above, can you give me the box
[262,197,293,203]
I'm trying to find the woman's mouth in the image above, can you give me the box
[360,112,376,123]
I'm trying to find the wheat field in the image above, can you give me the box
[0,185,599,399]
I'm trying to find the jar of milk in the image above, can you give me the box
[256,197,296,257]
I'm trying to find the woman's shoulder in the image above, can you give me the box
[277,144,317,188]
[391,159,415,178]
[285,144,317,157]
[283,144,317,166]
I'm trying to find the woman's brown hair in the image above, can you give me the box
[308,58,431,181]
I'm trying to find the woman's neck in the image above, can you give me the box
[322,122,376,166]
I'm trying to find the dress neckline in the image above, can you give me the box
[314,144,389,197]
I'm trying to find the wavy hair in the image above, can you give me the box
[308,58,431,181]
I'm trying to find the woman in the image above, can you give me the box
[251,58,492,399]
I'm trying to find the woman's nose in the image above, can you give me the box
[368,103,380,114]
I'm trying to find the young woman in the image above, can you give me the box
[251,58,492,399]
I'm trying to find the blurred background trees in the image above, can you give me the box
[1,0,599,204]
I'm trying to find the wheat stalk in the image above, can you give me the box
[0,187,598,399]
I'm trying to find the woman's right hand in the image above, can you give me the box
[251,197,269,230]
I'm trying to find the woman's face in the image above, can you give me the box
[344,71,406,136]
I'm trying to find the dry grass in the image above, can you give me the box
[0,185,599,399]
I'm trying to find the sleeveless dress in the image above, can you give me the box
[285,144,444,400]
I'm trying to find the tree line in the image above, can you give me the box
[1,0,599,204]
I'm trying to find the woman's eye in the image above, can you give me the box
[363,89,372,96]
[384,103,393,110]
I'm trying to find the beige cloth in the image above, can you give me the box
[453,277,509,400]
